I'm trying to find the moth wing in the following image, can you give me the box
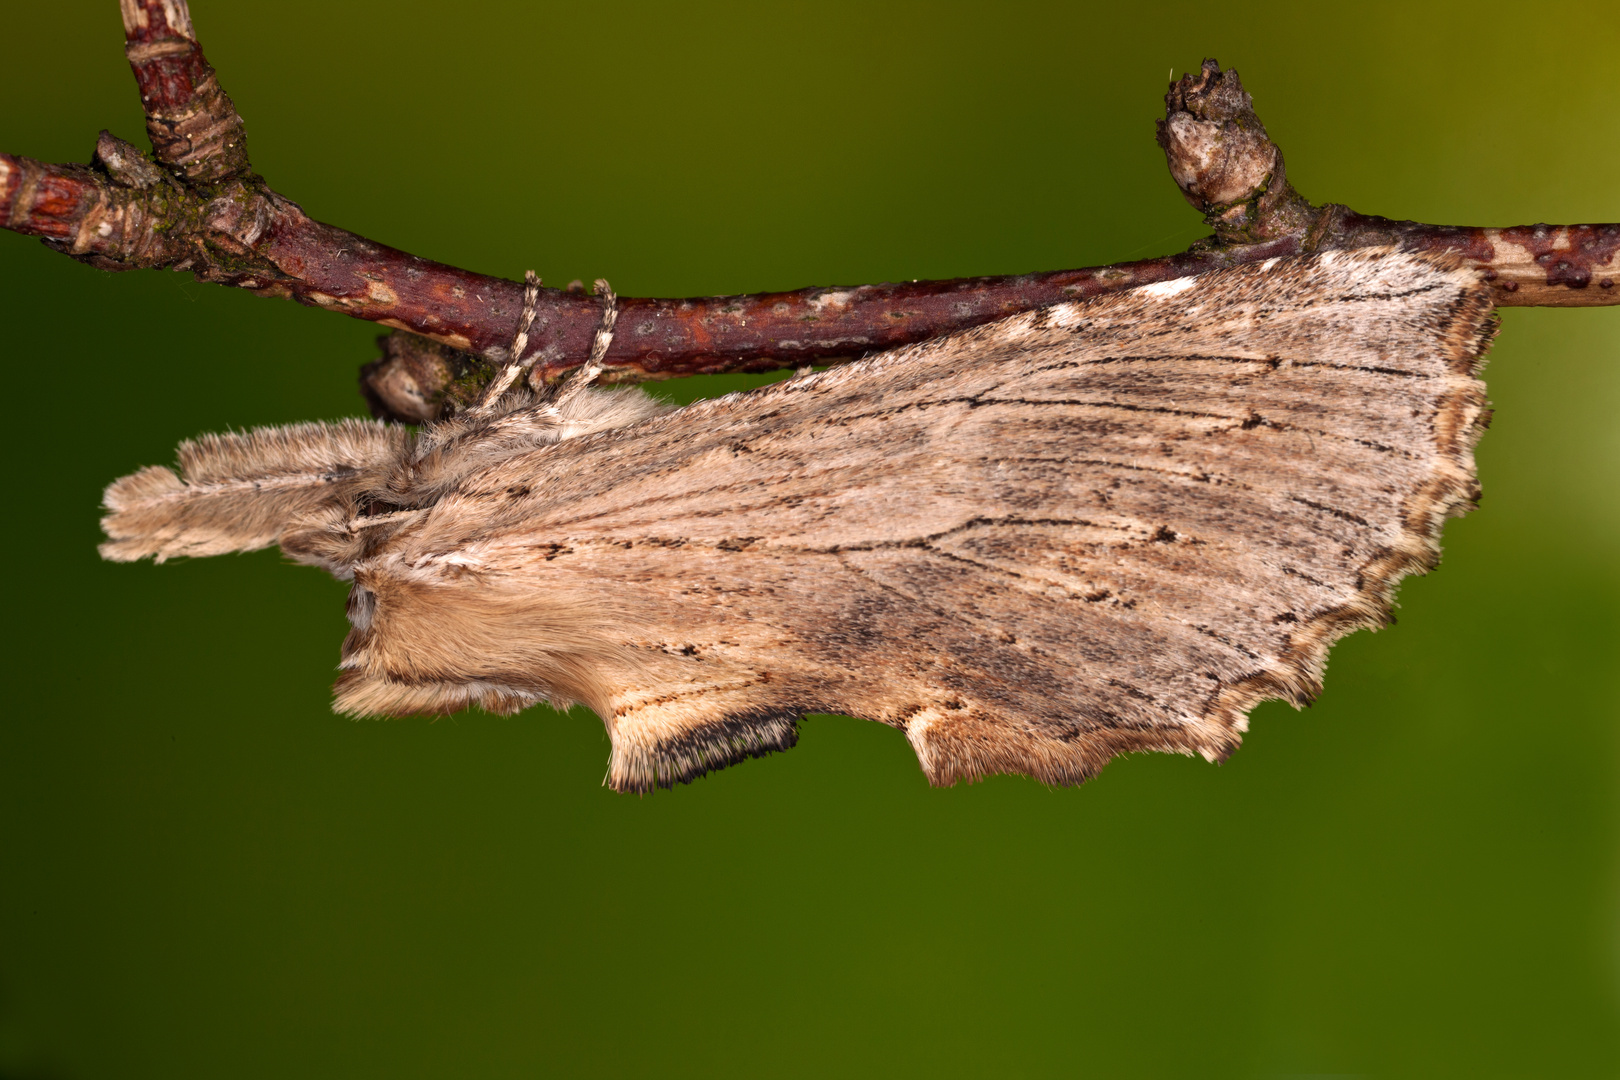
[375,249,1496,791]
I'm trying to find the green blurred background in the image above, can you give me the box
[2,1,1616,1076]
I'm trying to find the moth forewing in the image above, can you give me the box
[101,249,1496,793]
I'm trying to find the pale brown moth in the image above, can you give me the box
[101,248,1494,793]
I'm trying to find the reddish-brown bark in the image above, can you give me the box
[1,10,1613,422]
[121,0,249,182]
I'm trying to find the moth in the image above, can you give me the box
[101,248,1495,793]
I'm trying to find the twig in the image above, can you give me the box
[1,8,1614,423]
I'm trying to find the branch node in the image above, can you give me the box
[1157,59,1314,245]
[93,131,168,190]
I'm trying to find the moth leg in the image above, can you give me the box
[543,278,618,413]
[100,419,410,565]
[425,277,644,469]
[473,269,542,409]
[473,273,616,413]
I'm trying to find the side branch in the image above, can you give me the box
[120,0,248,181]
